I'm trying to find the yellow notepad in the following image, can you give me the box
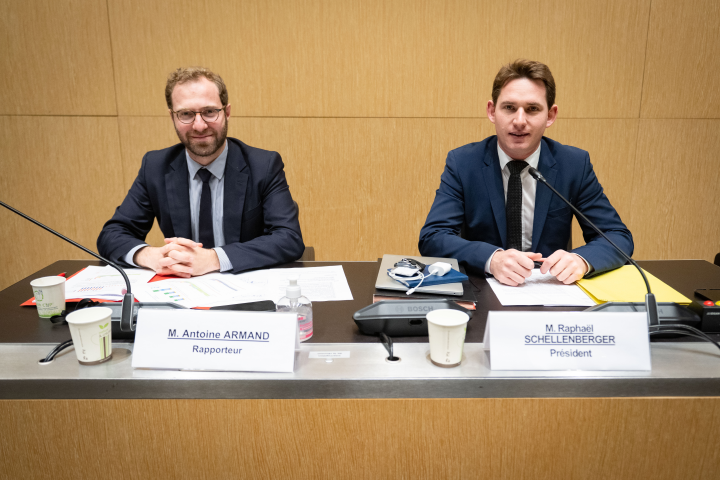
[576,265,691,305]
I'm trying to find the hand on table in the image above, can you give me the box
[133,237,220,277]
[539,249,588,285]
[490,249,542,286]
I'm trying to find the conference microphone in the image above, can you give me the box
[0,200,137,332]
[526,167,660,326]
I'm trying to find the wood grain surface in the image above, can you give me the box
[0,0,116,115]
[0,117,125,290]
[629,120,720,261]
[106,0,650,118]
[1,398,719,479]
[641,0,720,118]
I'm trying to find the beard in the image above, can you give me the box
[176,117,228,159]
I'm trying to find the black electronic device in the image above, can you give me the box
[586,302,700,329]
[688,289,720,333]
[105,302,186,340]
[211,300,276,312]
[353,299,470,336]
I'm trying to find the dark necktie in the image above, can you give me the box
[197,168,215,249]
[506,160,529,251]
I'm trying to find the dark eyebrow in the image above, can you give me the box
[178,106,220,111]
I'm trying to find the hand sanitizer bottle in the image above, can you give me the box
[276,275,313,342]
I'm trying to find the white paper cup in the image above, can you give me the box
[30,276,66,318]
[427,309,470,368]
[65,307,113,365]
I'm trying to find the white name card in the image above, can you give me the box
[132,309,300,372]
[483,311,651,371]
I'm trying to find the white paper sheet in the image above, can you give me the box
[134,265,353,308]
[486,269,596,306]
[133,274,250,308]
[64,266,156,300]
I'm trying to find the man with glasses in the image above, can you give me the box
[98,67,304,277]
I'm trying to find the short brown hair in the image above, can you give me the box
[165,67,229,109]
[491,59,556,108]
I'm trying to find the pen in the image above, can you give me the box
[57,272,67,277]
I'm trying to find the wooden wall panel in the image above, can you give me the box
[628,120,720,261]
[108,0,649,118]
[0,117,125,291]
[2,398,719,479]
[545,120,639,251]
[641,0,720,118]
[0,0,117,116]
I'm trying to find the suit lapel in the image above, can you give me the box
[531,138,558,251]
[165,151,192,239]
[483,139,508,247]
[222,140,249,244]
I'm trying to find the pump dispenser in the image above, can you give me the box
[276,275,313,342]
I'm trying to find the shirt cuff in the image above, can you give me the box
[123,244,149,267]
[214,247,233,272]
[485,249,503,275]
[571,253,593,277]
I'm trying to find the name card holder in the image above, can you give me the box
[483,311,651,371]
[132,309,300,373]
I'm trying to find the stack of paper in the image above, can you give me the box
[133,265,354,308]
[576,265,691,304]
[486,270,596,306]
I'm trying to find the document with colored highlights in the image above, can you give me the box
[133,274,247,308]
[133,265,353,308]
[576,265,691,305]
[486,269,596,307]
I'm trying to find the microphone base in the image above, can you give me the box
[105,301,188,340]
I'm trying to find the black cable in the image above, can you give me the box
[49,311,68,324]
[40,339,74,363]
[649,329,710,342]
[379,332,398,360]
[649,324,720,352]
[47,299,100,325]
[40,299,101,363]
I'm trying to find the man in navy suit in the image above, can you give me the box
[419,60,632,286]
[98,67,304,277]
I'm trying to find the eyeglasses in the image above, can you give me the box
[172,107,225,124]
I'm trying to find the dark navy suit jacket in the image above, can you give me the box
[418,136,633,276]
[97,138,304,274]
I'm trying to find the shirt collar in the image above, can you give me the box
[186,141,229,180]
[497,142,541,172]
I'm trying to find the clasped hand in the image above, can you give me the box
[490,249,588,287]
[135,237,221,278]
